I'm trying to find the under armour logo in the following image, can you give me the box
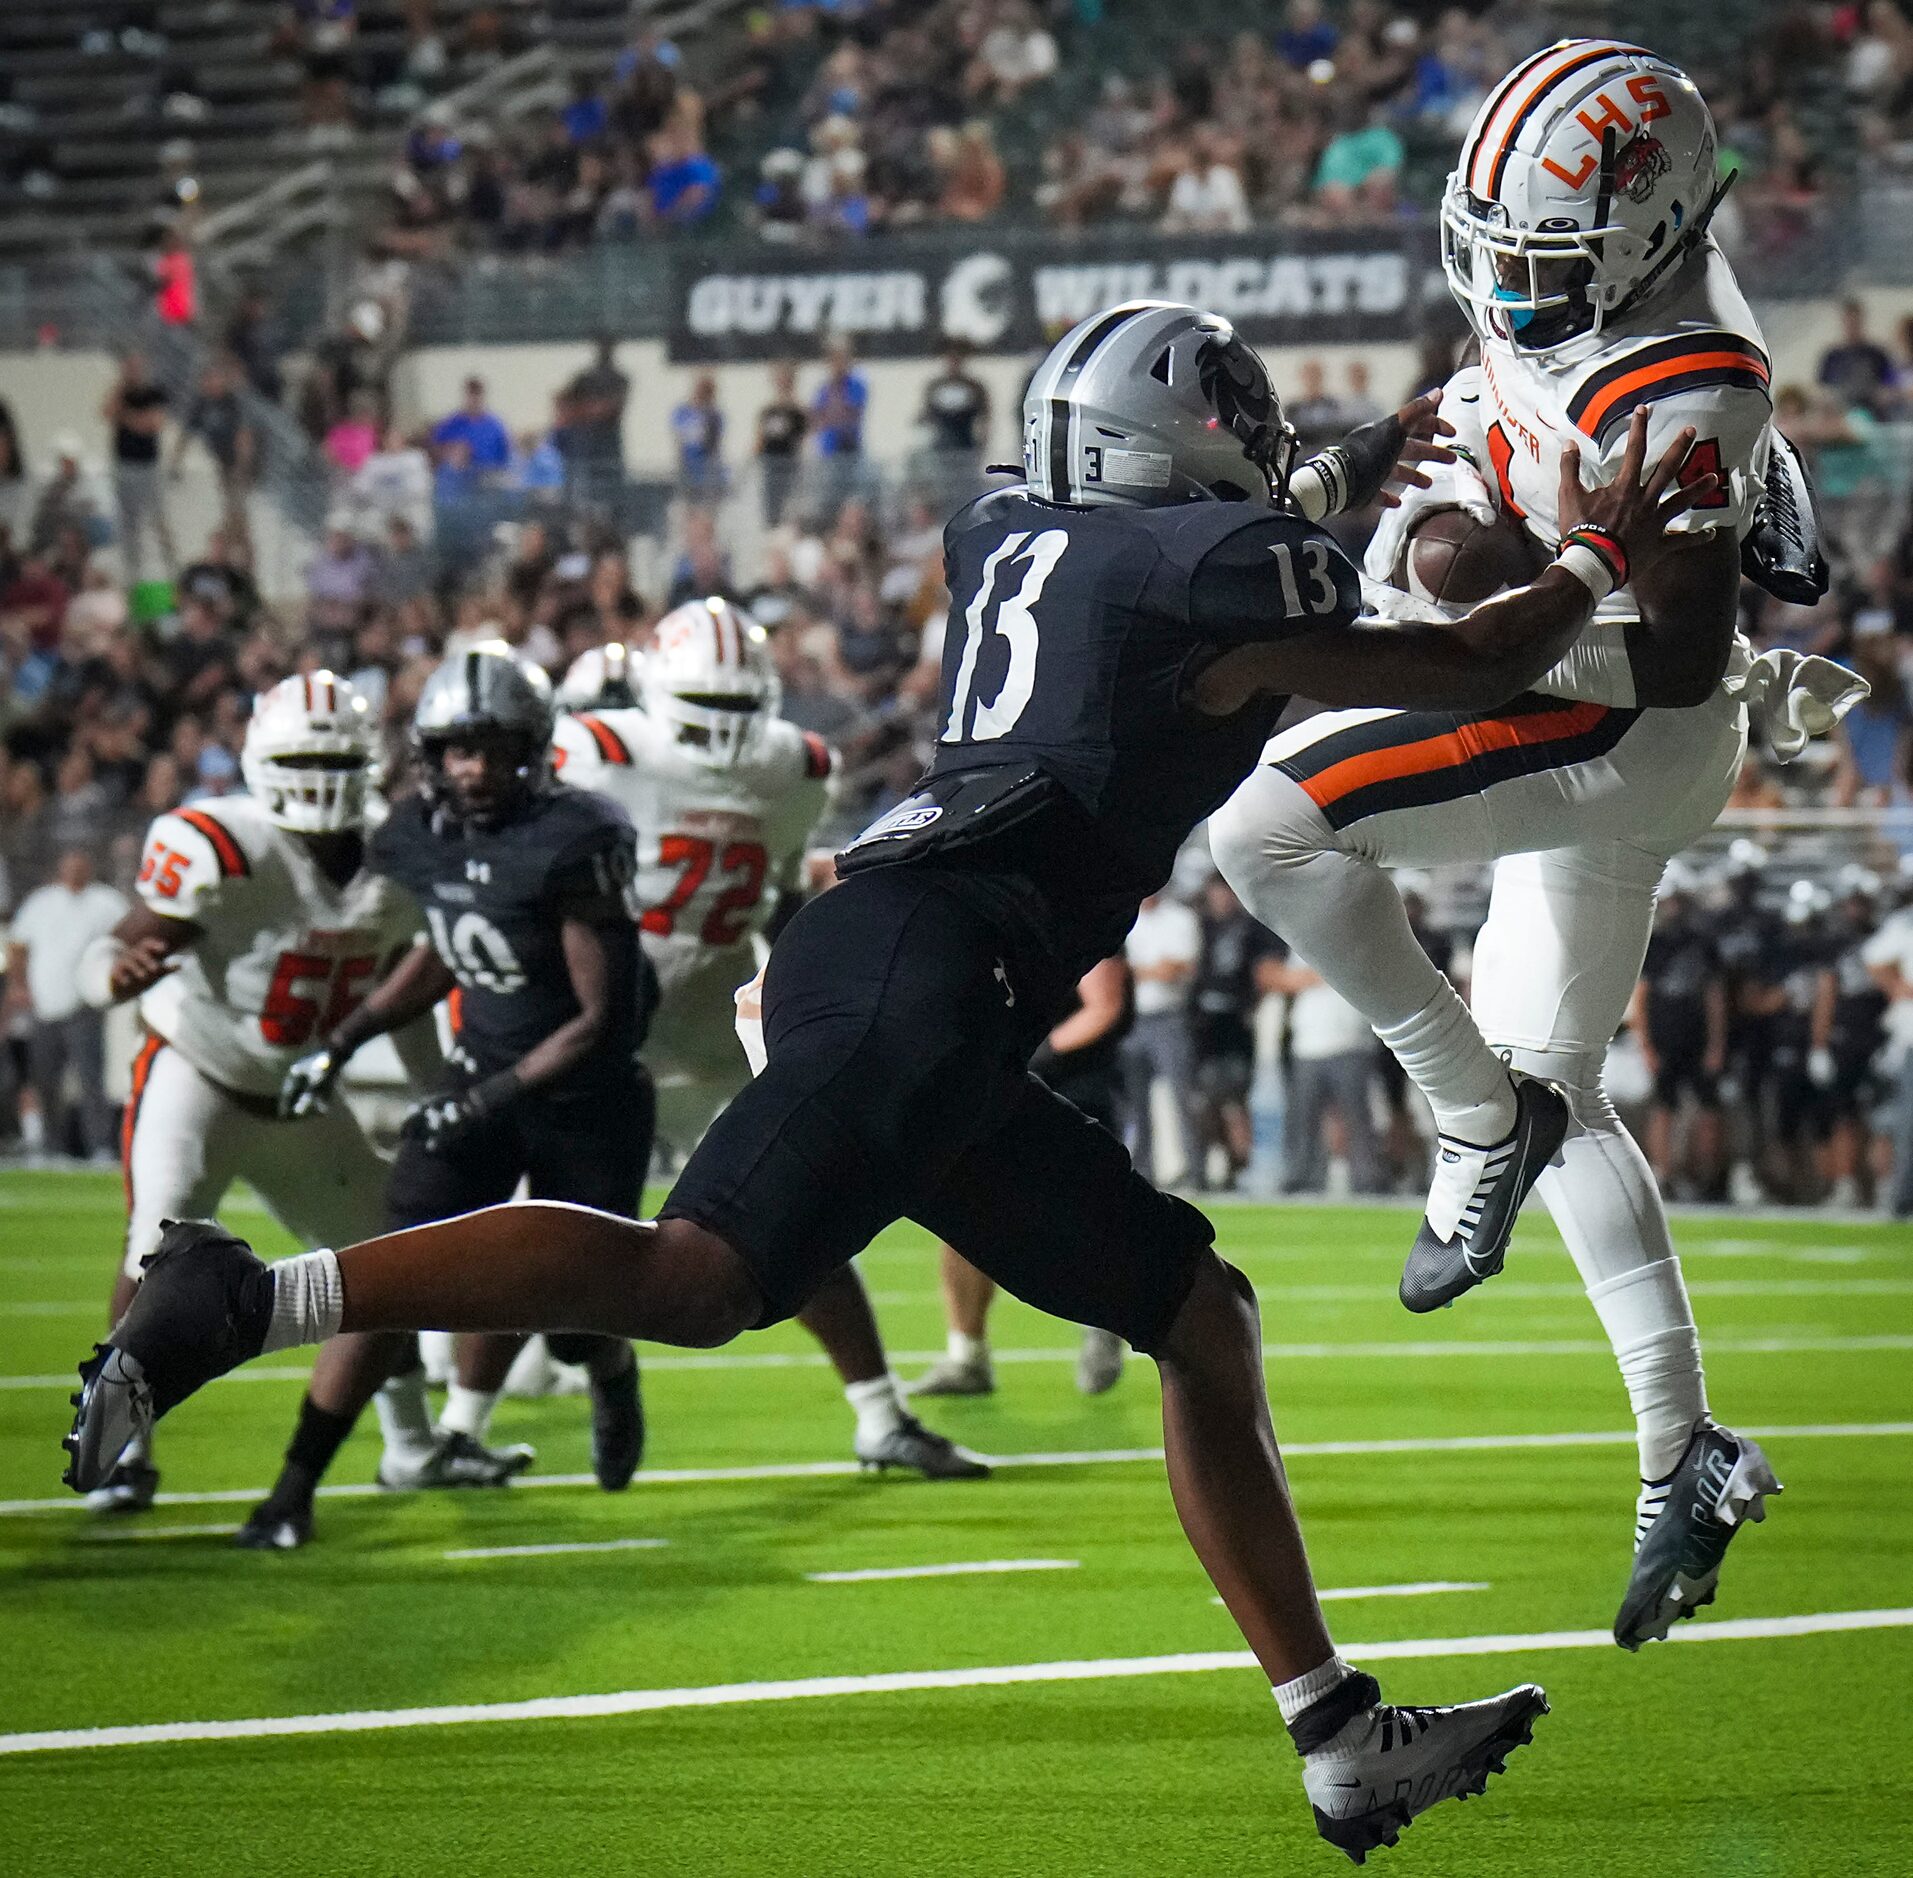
[992,959,1015,1008]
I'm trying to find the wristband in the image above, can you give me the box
[1287,456,1337,522]
[1560,523,1629,589]
[1553,542,1618,603]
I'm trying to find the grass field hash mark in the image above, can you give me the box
[807,1559,1079,1583]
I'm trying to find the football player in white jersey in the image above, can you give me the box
[73,674,484,1511]
[1209,41,1856,1648]
[552,598,988,1480]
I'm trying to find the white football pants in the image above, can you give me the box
[1210,688,1746,1479]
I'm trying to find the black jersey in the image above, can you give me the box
[841,489,1360,989]
[371,787,649,1089]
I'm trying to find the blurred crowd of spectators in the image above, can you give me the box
[347,0,1904,261]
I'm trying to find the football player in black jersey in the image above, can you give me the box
[234,648,653,1548]
[72,302,1713,1858]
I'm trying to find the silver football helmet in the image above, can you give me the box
[412,641,556,818]
[1021,301,1296,509]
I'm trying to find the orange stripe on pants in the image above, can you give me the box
[1298,702,1610,812]
[121,1033,163,1216]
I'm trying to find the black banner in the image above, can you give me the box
[669,226,1446,362]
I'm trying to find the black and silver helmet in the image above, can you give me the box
[1022,301,1297,509]
[412,642,556,817]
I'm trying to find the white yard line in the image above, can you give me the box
[4,1421,1908,1520]
[4,1607,1907,1757]
[807,1559,1078,1584]
[1214,1580,1488,1607]
[444,1538,669,1561]
[8,1332,1912,1395]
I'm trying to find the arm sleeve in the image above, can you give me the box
[1594,384,1773,540]
[1186,515,1362,644]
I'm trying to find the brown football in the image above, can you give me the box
[1397,507,1545,606]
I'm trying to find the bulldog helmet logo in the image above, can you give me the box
[1612,131,1670,203]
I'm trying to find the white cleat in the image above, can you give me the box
[377,1430,535,1490]
[908,1353,996,1397]
[1304,1683,1548,1864]
[1075,1328,1126,1395]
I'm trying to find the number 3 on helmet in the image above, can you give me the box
[1441,40,1728,354]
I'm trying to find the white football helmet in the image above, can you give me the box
[557,640,640,710]
[643,597,780,766]
[241,671,376,834]
[1441,40,1729,354]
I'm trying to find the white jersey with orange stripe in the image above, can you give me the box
[1456,239,1773,624]
[551,709,836,996]
[133,794,422,1098]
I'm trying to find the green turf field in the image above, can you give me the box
[2,1169,1910,1876]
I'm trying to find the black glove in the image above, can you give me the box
[401,1073,517,1155]
[280,1046,343,1120]
[1296,410,1411,517]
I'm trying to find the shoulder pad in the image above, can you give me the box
[1566,329,1772,451]
[138,804,254,918]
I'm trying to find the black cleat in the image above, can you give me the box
[1304,1684,1548,1864]
[855,1413,990,1480]
[84,1457,160,1513]
[63,1219,274,1493]
[233,1498,314,1551]
[1399,1076,1568,1314]
[1615,1421,1780,1650]
[590,1357,645,1491]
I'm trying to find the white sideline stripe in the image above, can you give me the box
[5,1421,1908,1520]
[1213,1581,1489,1607]
[807,1559,1078,1584]
[445,1538,669,1561]
[10,1331,1913,1394]
[5,1608,1908,1758]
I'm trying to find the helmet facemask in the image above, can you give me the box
[250,749,370,834]
[657,688,766,766]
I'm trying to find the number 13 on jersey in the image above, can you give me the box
[943,528,1069,742]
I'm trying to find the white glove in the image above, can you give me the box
[1725,642,1871,762]
[733,970,768,1078]
[1808,1046,1836,1088]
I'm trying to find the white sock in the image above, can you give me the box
[1376,989,1516,1145]
[373,1367,438,1465]
[261,1250,344,1354]
[1588,1261,1708,1479]
[439,1383,501,1442]
[1272,1654,1354,1727]
[947,1330,988,1364]
[845,1374,905,1444]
